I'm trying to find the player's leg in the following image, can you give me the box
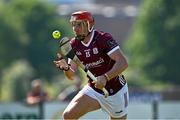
[109,85,128,120]
[62,92,101,120]
[110,114,127,120]
[96,83,129,120]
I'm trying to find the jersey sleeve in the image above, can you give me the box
[100,33,119,55]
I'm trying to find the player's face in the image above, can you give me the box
[71,20,89,40]
[71,21,82,33]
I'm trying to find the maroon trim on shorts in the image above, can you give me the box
[88,75,126,96]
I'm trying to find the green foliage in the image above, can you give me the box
[0,0,73,101]
[0,0,72,77]
[125,0,180,87]
[0,3,25,68]
[1,60,35,101]
[8,0,72,78]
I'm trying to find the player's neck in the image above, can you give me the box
[82,32,92,44]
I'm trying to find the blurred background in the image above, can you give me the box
[0,0,180,119]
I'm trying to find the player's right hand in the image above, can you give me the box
[53,53,69,71]
[93,75,107,90]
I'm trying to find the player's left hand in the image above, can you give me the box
[53,53,69,70]
[93,75,107,90]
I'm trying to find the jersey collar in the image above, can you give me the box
[81,30,95,47]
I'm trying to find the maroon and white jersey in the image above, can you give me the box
[70,30,126,96]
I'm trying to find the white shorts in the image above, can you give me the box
[79,83,129,118]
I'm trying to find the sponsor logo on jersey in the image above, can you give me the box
[76,51,82,55]
[85,57,104,69]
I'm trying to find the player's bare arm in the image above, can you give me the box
[53,53,77,80]
[64,60,78,80]
[106,48,128,81]
[94,48,128,90]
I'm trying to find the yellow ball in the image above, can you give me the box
[52,30,61,39]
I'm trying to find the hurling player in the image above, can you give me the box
[54,10,129,120]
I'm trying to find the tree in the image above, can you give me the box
[0,0,72,78]
[125,0,180,88]
[0,0,72,101]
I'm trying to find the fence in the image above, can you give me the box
[0,101,180,119]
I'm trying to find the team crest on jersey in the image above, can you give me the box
[85,57,104,69]
[93,47,98,54]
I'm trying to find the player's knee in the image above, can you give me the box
[62,110,74,119]
[62,111,70,119]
